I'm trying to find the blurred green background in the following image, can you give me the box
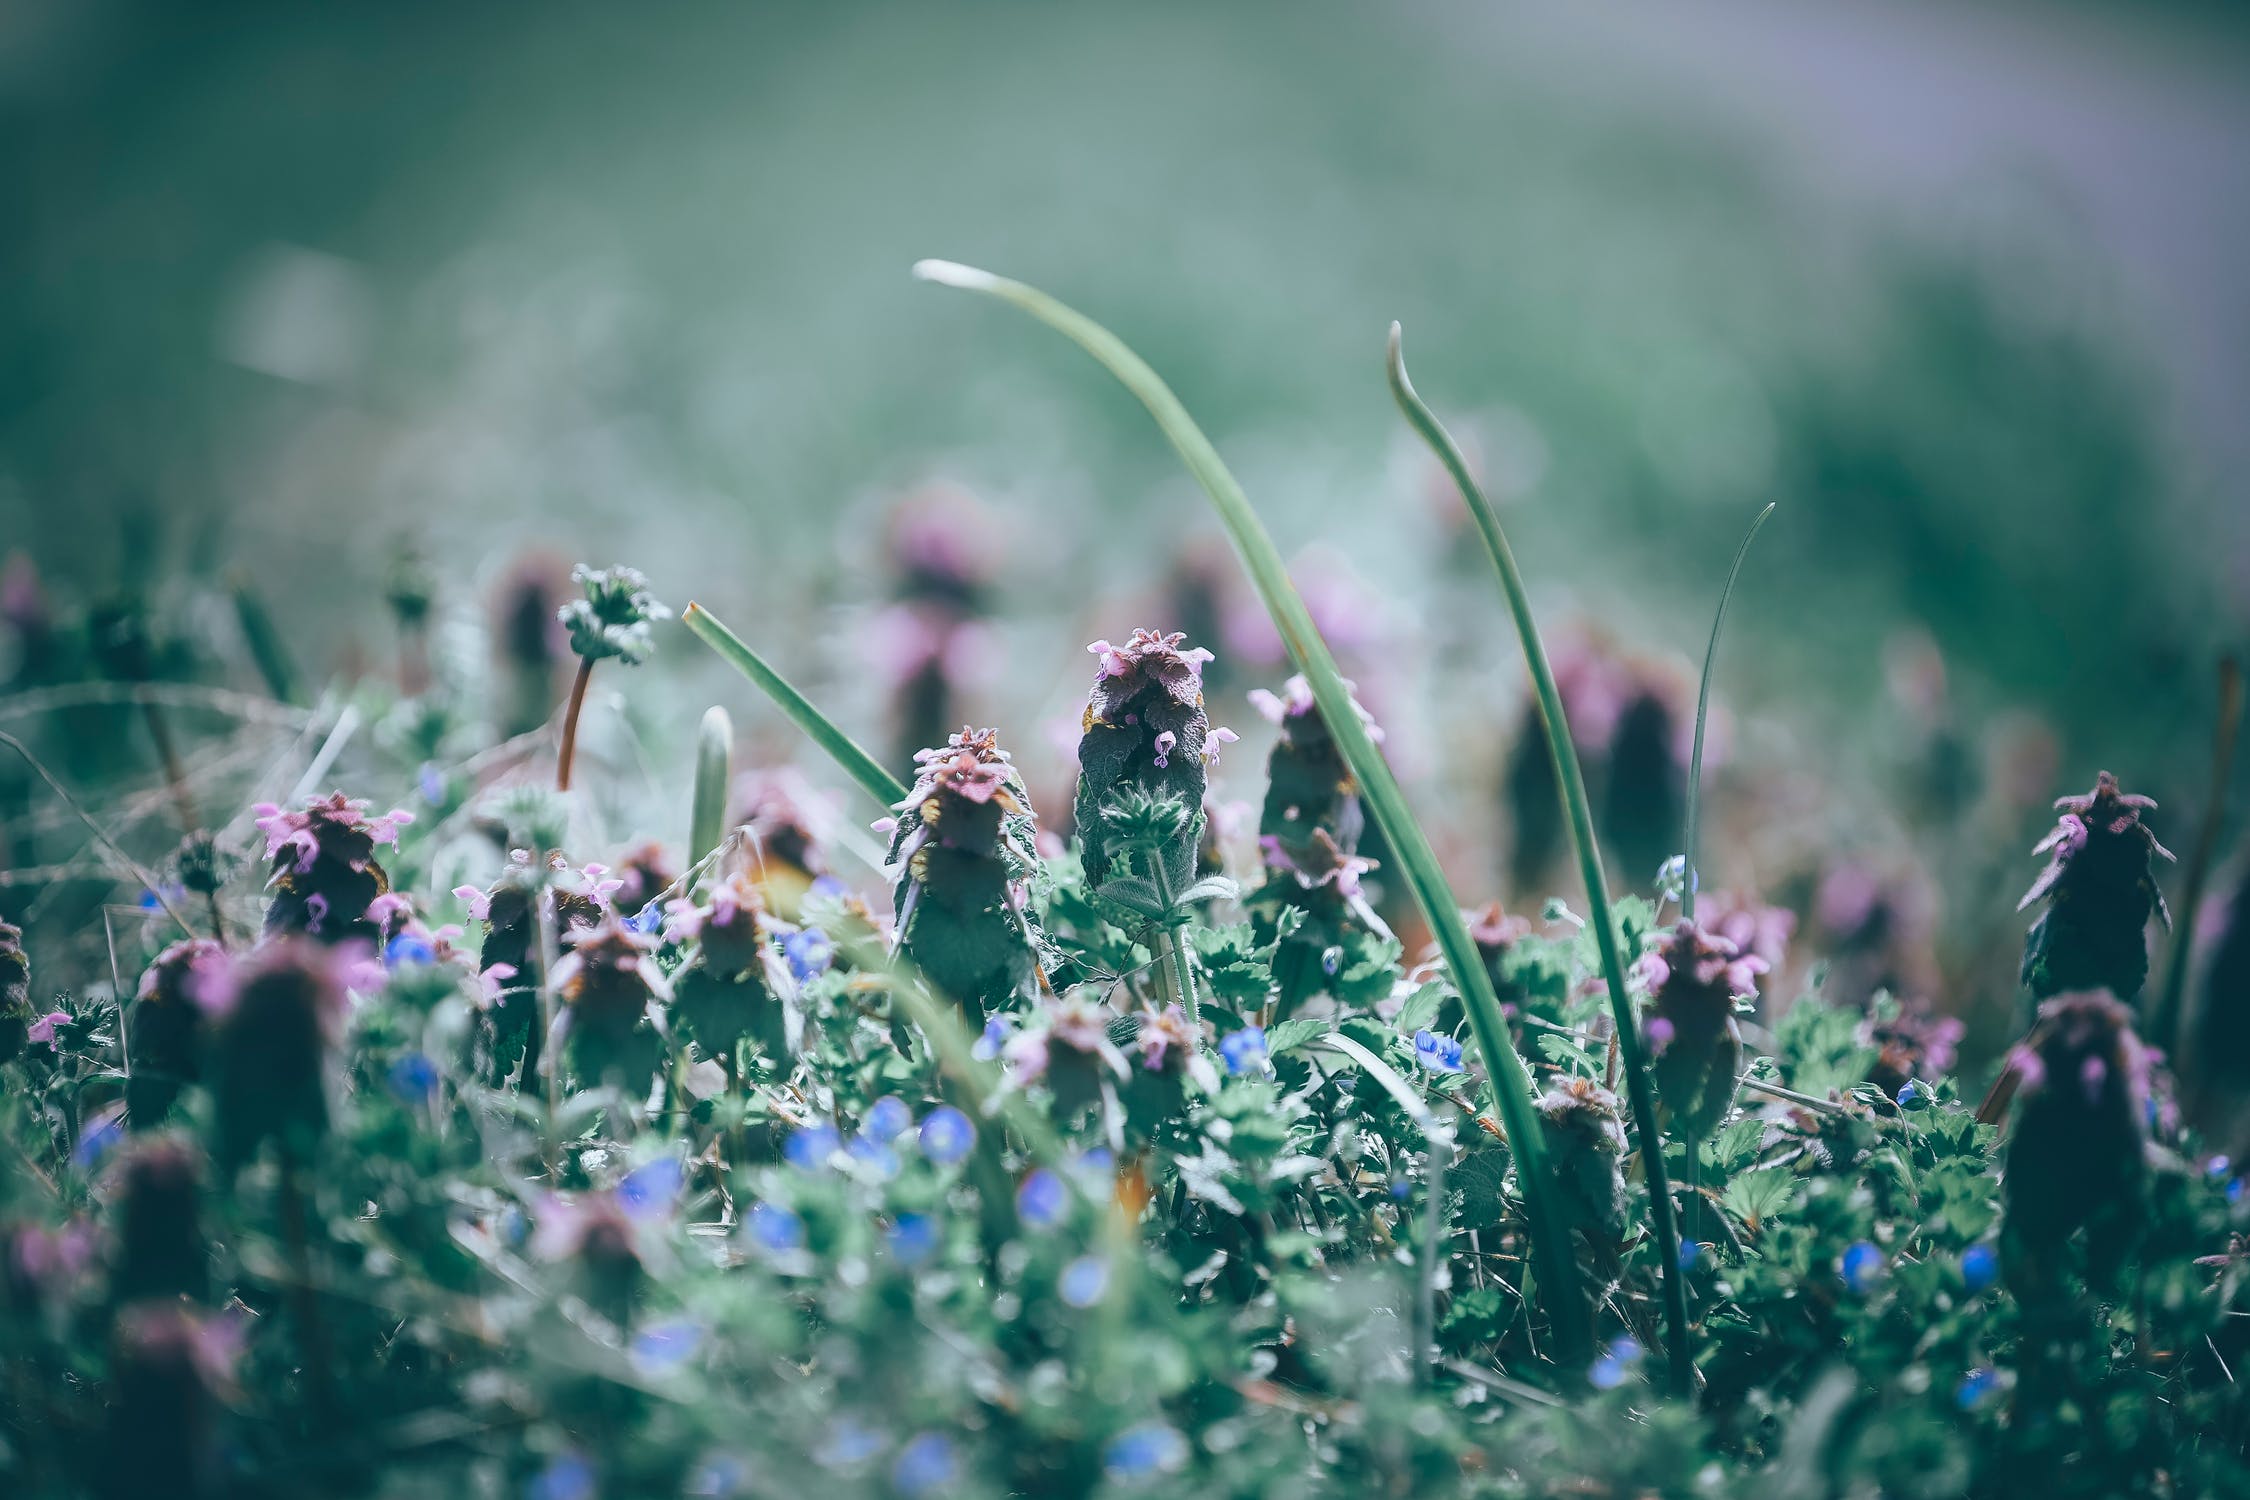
[3,0,2246,1026]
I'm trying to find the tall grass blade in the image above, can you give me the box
[2154,653,2243,1051]
[915,258,1590,1367]
[1386,323,1691,1396]
[1683,502,1776,923]
[690,705,735,875]
[682,602,908,808]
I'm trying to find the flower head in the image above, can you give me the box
[2002,989,2151,1298]
[2018,771,2174,1005]
[1219,1024,1269,1075]
[1413,1028,1465,1074]
[557,563,670,665]
[1077,628,1218,895]
[253,792,413,946]
[1639,919,1758,1138]
[206,940,353,1174]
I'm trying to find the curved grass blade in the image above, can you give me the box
[1682,502,1776,923]
[1386,323,1690,1396]
[690,705,735,875]
[682,602,908,807]
[915,258,1590,1368]
[2153,653,2243,1051]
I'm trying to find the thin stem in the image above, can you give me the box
[682,603,909,807]
[277,1150,339,1431]
[139,699,200,835]
[0,730,194,938]
[1682,502,1776,923]
[556,657,596,792]
[2154,654,2242,1053]
[1146,850,1201,1031]
[538,886,564,1180]
[916,259,1590,1369]
[1414,1119,1454,1387]
[1388,322,1691,1397]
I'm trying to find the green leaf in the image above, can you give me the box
[1265,1018,1332,1057]
[1723,1166,1801,1228]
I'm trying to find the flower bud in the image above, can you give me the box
[253,792,415,947]
[459,851,605,1084]
[1536,1075,1630,1246]
[558,564,669,666]
[2018,771,2173,1007]
[667,872,785,1061]
[551,916,671,1087]
[885,727,1044,1019]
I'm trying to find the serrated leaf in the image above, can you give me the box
[1266,1018,1332,1056]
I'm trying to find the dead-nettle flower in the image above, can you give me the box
[0,917,31,1065]
[1135,1002,1217,1082]
[666,871,784,1060]
[1863,1000,1966,1098]
[1250,673,1377,877]
[2018,771,2174,1006]
[456,851,607,1083]
[550,915,673,1084]
[205,940,358,1174]
[885,727,1045,1019]
[106,1301,237,1497]
[1536,1075,1630,1247]
[554,563,671,791]
[1638,919,1765,1140]
[126,938,234,1132]
[1076,629,1228,897]
[530,1191,652,1329]
[1697,889,1796,976]
[254,792,415,948]
[727,769,835,920]
[1004,992,1130,1117]
[2002,990,2151,1296]
[112,1136,209,1304]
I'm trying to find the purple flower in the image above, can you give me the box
[1840,1240,1886,1294]
[417,762,447,805]
[1219,1024,1269,1075]
[1017,1168,1069,1228]
[918,1106,976,1166]
[26,1009,70,1050]
[1412,1029,1465,1074]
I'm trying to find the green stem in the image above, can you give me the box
[1682,502,1775,924]
[916,259,1588,1368]
[683,603,908,807]
[1387,323,1690,1397]
[690,705,735,876]
[556,657,595,792]
[1146,850,1201,1031]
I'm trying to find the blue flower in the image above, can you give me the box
[1412,1029,1464,1074]
[617,1158,684,1219]
[888,1212,939,1265]
[417,762,447,806]
[1072,1145,1115,1178]
[1017,1168,1069,1228]
[1389,1177,1412,1202]
[1960,1243,1998,1293]
[749,1202,805,1253]
[972,1016,1009,1061]
[1677,1239,1702,1272]
[1102,1422,1188,1481]
[1059,1255,1110,1307]
[891,1433,958,1497]
[786,1122,843,1171]
[384,933,436,969]
[388,1052,440,1102]
[808,875,850,901]
[815,1418,883,1470]
[918,1106,976,1166]
[864,1096,913,1142]
[1956,1367,2001,1410]
[1321,945,1343,977]
[72,1116,122,1171]
[2208,1154,2233,1179]
[624,901,664,937]
[847,1133,901,1181]
[1840,1240,1886,1294]
[2231,1178,2245,1208]
[688,1454,746,1498]
[526,1453,596,1500]
[1896,1080,1923,1108]
[782,927,834,984]
[631,1319,705,1372]
[1587,1337,1642,1390]
[1219,1025,1269,1075]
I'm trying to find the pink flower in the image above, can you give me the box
[453,884,493,922]
[26,1010,69,1049]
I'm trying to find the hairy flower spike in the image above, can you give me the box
[558,564,671,666]
[1639,919,1762,1140]
[112,1136,209,1303]
[551,915,672,1087]
[0,918,31,1066]
[2001,990,2150,1300]
[459,851,605,1085]
[1075,628,1219,896]
[254,792,414,947]
[886,727,1045,1019]
[1536,1075,1630,1247]
[206,940,352,1175]
[127,938,234,1131]
[669,871,785,1061]
[2018,771,2173,1007]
